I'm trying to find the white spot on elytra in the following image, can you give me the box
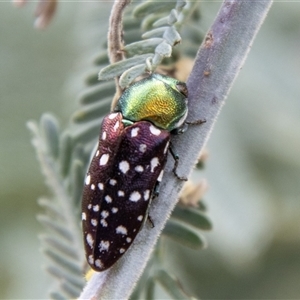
[113,121,120,131]
[102,131,107,140]
[139,144,147,153]
[135,165,144,172]
[88,204,92,210]
[109,179,117,186]
[99,240,110,252]
[91,184,95,190]
[119,160,130,174]
[101,210,109,218]
[99,154,109,166]
[95,259,103,268]
[118,190,125,197]
[144,190,150,201]
[137,215,143,221]
[93,205,99,212]
[129,191,141,202]
[105,195,112,203]
[119,248,125,254]
[82,212,86,220]
[98,183,104,190]
[112,207,118,213]
[91,219,98,226]
[131,127,140,137]
[149,124,161,136]
[157,170,164,182]
[88,255,94,265]
[86,234,94,249]
[126,237,132,243]
[85,175,91,185]
[96,150,99,157]
[108,113,118,120]
[150,157,159,172]
[100,219,108,227]
[116,225,128,235]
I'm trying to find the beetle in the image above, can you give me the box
[82,73,194,271]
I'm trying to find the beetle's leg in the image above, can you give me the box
[147,215,155,228]
[169,144,188,181]
[171,119,206,135]
[185,119,206,126]
[146,181,161,228]
[169,119,206,178]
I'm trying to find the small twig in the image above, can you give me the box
[108,0,131,109]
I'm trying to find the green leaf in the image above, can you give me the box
[40,113,60,159]
[119,64,147,89]
[38,197,65,220]
[163,219,206,249]
[163,26,181,45]
[49,291,67,300]
[84,68,102,86]
[176,0,186,11]
[123,17,141,31]
[133,1,176,18]
[37,214,73,242]
[130,285,143,300]
[73,97,111,123]
[152,16,170,28]
[98,54,154,80]
[168,9,179,24]
[44,248,82,274]
[172,205,213,230]
[141,13,165,31]
[60,280,82,298]
[155,40,172,57]
[79,81,115,105]
[124,29,145,45]
[142,27,168,39]
[145,278,155,300]
[198,201,207,212]
[59,131,73,177]
[40,234,79,259]
[124,38,163,56]
[47,265,84,289]
[93,51,109,66]
[155,269,192,300]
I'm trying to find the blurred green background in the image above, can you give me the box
[1,2,300,299]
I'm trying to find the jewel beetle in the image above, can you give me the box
[82,73,191,271]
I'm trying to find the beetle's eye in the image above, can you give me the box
[176,83,188,98]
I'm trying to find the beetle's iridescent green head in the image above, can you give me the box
[115,74,188,131]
